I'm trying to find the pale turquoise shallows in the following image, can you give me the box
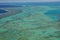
[0,6,60,40]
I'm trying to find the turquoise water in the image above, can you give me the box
[0,6,60,40]
[46,9,60,14]
[45,9,60,21]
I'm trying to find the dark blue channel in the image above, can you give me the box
[0,9,8,14]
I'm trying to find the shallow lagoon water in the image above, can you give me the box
[0,6,60,40]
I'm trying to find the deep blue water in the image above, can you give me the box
[0,9,8,14]
[0,2,60,8]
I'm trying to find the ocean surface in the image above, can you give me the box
[0,2,60,8]
[0,2,60,40]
